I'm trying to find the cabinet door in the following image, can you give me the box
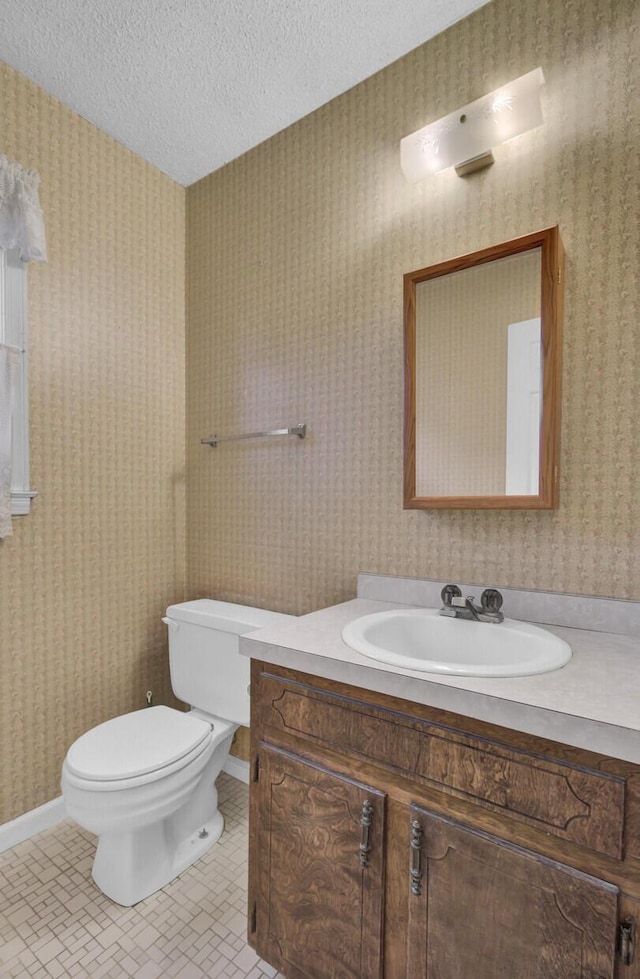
[251,744,385,979]
[407,805,619,979]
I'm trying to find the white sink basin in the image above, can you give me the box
[341,609,572,677]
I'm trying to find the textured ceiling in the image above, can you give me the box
[0,0,491,186]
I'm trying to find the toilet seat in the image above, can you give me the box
[65,706,213,784]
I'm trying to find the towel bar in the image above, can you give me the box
[200,424,306,448]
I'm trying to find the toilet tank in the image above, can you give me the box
[163,599,294,726]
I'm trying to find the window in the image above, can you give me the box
[0,246,35,515]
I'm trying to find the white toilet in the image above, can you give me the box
[61,599,292,906]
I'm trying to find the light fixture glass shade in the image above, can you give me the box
[400,67,545,181]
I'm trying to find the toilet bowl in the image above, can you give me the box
[61,600,293,906]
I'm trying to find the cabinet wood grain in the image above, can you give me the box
[250,744,385,978]
[407,805,618,978]
[248,661,639,978]
[257,670,625,858]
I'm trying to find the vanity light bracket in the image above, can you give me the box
[454,150,495,177]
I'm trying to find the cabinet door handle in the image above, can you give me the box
[410,819,424,896]
[359,799,374,868]
[619,917,635,966]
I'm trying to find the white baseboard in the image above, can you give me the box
[0,797,67,853]
[222,756,250,784]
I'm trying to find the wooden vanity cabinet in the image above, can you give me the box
[251,745,386,978]
[407,806,618,978]
[248,661,640,978]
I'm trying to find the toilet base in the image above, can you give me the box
[86,728,235,906]
[62,715,237,907]
[92,808,224,906]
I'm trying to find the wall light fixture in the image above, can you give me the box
[400,67,545,180]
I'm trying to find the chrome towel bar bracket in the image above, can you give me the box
[200,423,306,448]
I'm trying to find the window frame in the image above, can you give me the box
[0,247,36,515]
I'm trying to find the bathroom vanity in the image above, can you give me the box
[242,578,640,978]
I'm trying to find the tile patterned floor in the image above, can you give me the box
[0,775,282,978]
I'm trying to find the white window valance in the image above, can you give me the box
[0,154,47,263]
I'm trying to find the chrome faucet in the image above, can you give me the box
[439,584,504,624]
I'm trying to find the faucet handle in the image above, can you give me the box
[481,588,504,613]
[451,595,471,608]
[441,584,462,608]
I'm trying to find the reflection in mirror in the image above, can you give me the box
[404,227,562,509]
[416,249,541,497]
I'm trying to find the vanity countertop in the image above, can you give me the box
[241,598,640,764]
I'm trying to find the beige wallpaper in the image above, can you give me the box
[0,64,186,823]
[186,0,640,615]
[415,250,541,496]
[1,0,639,825]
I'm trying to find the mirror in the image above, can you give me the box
[404,227,563,509]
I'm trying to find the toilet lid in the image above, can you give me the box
[65,706,212,781]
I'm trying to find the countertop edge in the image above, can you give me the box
[241,626,640,765]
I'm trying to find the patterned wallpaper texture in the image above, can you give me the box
[186,0,639,615]
[1,0,638,825]
[0,64,186,822]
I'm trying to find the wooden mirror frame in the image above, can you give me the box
[404,226,563,510]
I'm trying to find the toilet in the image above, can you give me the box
[61,599,292,906]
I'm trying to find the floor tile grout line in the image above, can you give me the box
[0,774,282,978]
